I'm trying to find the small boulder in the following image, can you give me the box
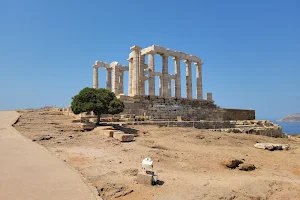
[81,122,96,131]
[113,132,134,142]
[238,164,256,171]
[223,159,244,169]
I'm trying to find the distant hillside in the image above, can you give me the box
[278,113,300,122]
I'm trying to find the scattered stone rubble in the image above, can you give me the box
[223,159,256,171]
[254,143,290,151]
[93,126,135,142]
[210,120,285,138]
[57,106,284,139]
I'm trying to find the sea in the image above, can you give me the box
[271,121,300,135]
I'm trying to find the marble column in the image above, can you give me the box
[112,64,120,95]
[106,68,112,91]
[168,77,172,97]
[93,66,98,89]
[206,92,212,101]
[195,62,203,100]
[119,70,124,94]
[128,58,133,96]
[148,52,155,96]
[184,60,192,99]
[130,46,141,96]
[139,55,145,95]
[158,76,162,96]
[173,57,181,98]
[161,54,169,97]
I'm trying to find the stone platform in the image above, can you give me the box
[118,95,255,121]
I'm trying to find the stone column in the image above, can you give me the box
[130,46,141,96]
[148,52,155,96]
[168,77,172,97]
[128,58,133,96]
[119,70,124,94]
[111,63,120,95]
[161,54,169,97]
[184,60,192,99]
[195,62,203,100]
[207,92,212,101]
[139,55,145,95]
[158,76,162,96]
[93,66,98,89]
[173,57,181,98]
[106,68,112,91]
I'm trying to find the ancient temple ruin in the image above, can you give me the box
[92,45,255,121]
[92,45,211,100]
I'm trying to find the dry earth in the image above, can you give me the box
[14,109,300,200]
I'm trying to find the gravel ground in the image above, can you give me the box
[14,109,300,200]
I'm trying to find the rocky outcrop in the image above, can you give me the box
[278,113,300,122]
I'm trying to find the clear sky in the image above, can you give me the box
[0,0,299,120]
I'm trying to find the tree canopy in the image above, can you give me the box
[71,87,124,124]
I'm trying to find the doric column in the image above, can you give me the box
[106,68,112,91]
[93,66,99,89]
[158,76,162,96]
[139,55,145,95]
[173,57,181,98]
[119,70,124,94]
[111,63,120,95]
[148,52,155,96]
[161,54,169,97]
[206,92,212,101]
[130,46,141,96]
[195,62,203,100]
[168,77,171,97]
[184,60,192,99]
[128,58,133,96]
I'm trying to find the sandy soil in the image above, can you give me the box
[14,109,300,200]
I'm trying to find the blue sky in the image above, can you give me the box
[0,0,299,119]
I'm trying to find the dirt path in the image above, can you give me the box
[0,111,98,200]
[14,109,300,200]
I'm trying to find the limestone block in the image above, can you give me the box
[103,130,114,138]
[80,122,96,131]
[113,132,134,142]
[137,173,154,185]
[94,126,114,131]
[177,116,182,122]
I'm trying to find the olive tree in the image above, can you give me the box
[71,87,124,124]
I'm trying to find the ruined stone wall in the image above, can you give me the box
[111,121,235,129]
[121,96,223,121]
[120,96,255,121]
[222,108,255,121]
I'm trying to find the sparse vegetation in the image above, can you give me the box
[71,87,124,124]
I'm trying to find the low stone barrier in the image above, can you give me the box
[110,121,235,129]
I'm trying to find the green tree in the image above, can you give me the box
[71,87,124,125]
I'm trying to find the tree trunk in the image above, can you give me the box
[96,114,101,125]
